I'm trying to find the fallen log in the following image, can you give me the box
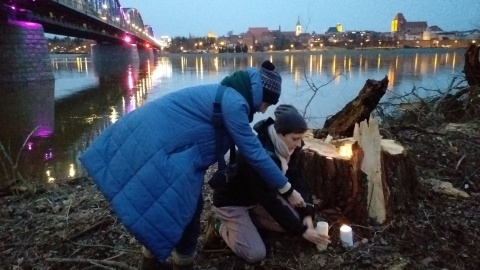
[300,117,418,225]
[321,76,389,137]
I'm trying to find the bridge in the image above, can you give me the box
[0,0,161,86]
[1,0,160,48]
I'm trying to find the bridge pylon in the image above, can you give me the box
[0,19,54,85]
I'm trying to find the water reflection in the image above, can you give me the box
[162,48,464,127]
[0,48,467,184]
[0,80,55,184]
[0,52,156,185]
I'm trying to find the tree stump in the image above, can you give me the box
[464,44,480,87]
[300,117,418,225]
[464,44,480,116]
[321,76,389,137]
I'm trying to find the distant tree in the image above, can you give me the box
[73,38,83,46]
[234,43,242,53]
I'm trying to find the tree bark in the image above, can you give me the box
[299,141,370,225]
[321,76,389,137]
[464,44,480,87]
[464,44,480,116]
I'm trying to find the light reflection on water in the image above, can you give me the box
[0,48,467,184]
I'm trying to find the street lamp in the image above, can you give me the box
[270,44,273,51]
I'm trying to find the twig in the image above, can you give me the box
[63,192,75,239]
[350,224,374,231]
[201,248,232,254]
[72,242,140,253]
[89,260,116,270]
[432,76,458,112]
[45,257,135,270]
[0,142,23,182]
[14,127,39,170]
[301,69,345,119]
[0,142,11,180]
[422,208,441,240]
[105,252,124,261]
[455,155,466,171]
[379,221,394,233]
[395,124,445,136]
[68,218,111,241]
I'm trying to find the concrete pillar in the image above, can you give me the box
[138,47,154,70]
[91,43,140,82]
[153,49,160,63]
[0,20,54,84]
[0,19,55,146]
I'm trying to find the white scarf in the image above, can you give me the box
[268,125,292,174]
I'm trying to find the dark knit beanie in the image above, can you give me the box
[260,60,282,105]
[274,104,308,135]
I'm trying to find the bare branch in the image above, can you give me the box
[45,257,135,270]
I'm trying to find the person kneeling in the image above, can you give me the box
[206,104,330,263]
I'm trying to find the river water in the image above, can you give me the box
[0,48,467,184]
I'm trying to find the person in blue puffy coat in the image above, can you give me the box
[79,60,306,270]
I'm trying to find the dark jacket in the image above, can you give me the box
[213,118,314,235]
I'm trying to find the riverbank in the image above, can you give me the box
[1,112,479,269]
[162,45,462,56]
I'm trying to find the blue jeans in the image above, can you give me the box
[174,194,204,257]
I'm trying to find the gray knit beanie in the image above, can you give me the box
[274,104,308,135]
[260,60,282,105]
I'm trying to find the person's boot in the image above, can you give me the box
[202,212,224,249]
[172,262,194,270]
[140,246,172,270]
[139,255,172,270]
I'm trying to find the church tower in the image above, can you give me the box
[295,16,301,36]
[391,13,406,32]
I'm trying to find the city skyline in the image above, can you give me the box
[119,0,480,38]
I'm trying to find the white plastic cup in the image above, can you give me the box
[316,221,329,251]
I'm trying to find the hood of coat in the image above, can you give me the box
[246,67,264,112]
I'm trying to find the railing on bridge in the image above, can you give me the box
[52,0,157,46]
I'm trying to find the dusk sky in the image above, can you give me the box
[119,0,480,38]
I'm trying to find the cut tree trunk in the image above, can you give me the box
[464,44,480,87]
[321,76,389,137]
[300,117,418,225]
[464,44,480,116]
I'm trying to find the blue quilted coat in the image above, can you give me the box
[79,67,289,260]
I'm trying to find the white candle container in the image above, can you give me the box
[340,224,354,247]
[316,221,329,251]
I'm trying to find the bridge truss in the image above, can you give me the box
[0,0,160,49]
